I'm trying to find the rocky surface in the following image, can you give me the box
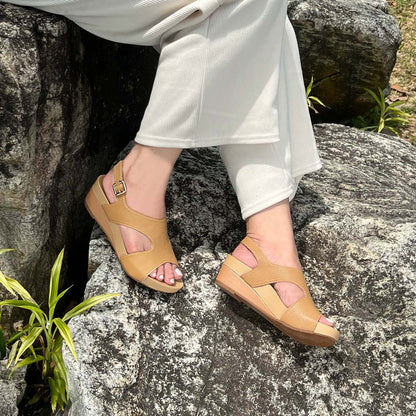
[0,0,401,333]
[287,0,401,121]
[0,3,158,331]
[62,124,415,416]
[0,359,27,416]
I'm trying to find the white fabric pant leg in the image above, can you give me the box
[3,0,306,148]
[135,0,290,147]
[3,0,320,158]
[218,16,322,220]
[218,140,321,221]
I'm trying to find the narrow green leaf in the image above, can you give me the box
[0,271,17,297]
[52,334,64,353]
[49,249,64,314]
[386,126,400,136]
[309,96,327,107]
[364,87,381,106]
[384,117,408,123]
[29,312,36,326]
[306,76,314,95]
[14,326,43,364]
[48,376,58,411]
[0,300,46,325]
[52,350,67,382]
[7,329,25,345]
[377,87,386,114]
[0,249,14,256]
[49,285,73,317]
[0,272,36,303]
[6,341,18,369]
[8,354,44,378]
[53,318,77,361]
[388,100,406,108]
[62,293,120,321]
[379,118,385,132]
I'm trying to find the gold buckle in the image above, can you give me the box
[112,180,126,197]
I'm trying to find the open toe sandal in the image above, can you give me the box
[84,160,183,293]
[215,236,339,346]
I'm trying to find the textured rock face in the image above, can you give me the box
[63,124,415,416]
[287,0,401,120]
[0,1,401,333]
[0,360,27,416]
[0,4,158,330]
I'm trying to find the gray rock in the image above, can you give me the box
[287,0,401,120]
[0,0,401,335]
[0,359,27,416]
[62,124,416,416]
[0,4,158,332]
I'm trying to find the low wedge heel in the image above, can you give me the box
[84,160,183,293]
[215,236,340,347]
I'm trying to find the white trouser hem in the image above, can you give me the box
[134,134,281,149]
[240,160,323,220]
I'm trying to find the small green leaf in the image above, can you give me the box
[49,249,64,315]
[53,318,77,361]
[14,326,43,364]
[52,350,67,383]
[8,354,44,378]
[363,87,381,106]
[48,376,58,411]
[6,341,18,369]
[0,249,14,256]
[0,300,46,325]
[62,293,120,321]
[309,96,328,108]
[7,329,25,345]
[0,271,36,303]
[49,285,73,314]
[306,76,314,96]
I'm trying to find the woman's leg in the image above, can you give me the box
[218,141,333,327]
[101,144,183,286]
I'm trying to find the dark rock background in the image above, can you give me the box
[0,3,158,331]
[287,0,401,121]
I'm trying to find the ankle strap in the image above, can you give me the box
[112,161,126,198]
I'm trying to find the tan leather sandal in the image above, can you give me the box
[215,236,339,346]
[84,160,183,293]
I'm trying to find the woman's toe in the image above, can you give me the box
[163,263,175,285]
[319,315,334,327]
[149,268,158,279]
[156,265,164,281]
[172,264,183,280]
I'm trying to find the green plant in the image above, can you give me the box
[0,248,120,411]
[351,86,410,136]
[306,75,330,114]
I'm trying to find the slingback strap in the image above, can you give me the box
[113,161,127,198]
[105,160,178,279]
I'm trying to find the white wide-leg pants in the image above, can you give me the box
[2,0,322,219]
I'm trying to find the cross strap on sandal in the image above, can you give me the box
[215,236,340,346]
[84,160,183,293]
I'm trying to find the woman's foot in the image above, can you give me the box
[234,198,334,327]
[101,144,183,286]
